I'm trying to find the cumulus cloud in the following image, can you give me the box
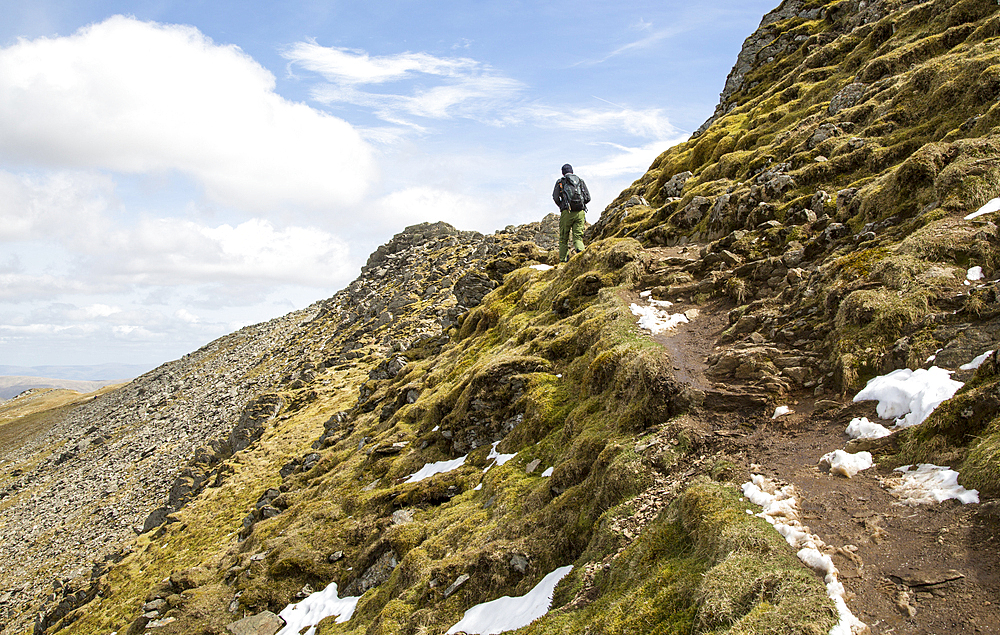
[0,170,116,241]
[95,217,353,288]
[0,167,354,292]
[0,302,219,345]
[0,16,376,215]
[371,186,494,233]
[0,273,110,302]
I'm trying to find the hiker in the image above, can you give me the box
[552,163,591,263]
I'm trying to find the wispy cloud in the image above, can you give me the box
[285,41,683,143]
[284,42,524,127]
[573,24,689,68]
[284,41,482,84]
[526,102,680,139]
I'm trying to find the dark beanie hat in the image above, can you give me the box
[561,163,573,175]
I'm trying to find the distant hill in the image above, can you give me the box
[0,363,154,382]
[0,376,118,400]
[0,364,152,399]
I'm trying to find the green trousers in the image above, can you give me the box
[559,209,586,262]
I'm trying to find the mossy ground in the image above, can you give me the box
[48,238,838,635]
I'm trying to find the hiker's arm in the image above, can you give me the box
[552,181,563,208]
[581,179,591,204]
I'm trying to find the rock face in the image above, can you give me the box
[694,0,894,136]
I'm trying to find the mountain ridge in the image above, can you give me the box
[0,364,157,383]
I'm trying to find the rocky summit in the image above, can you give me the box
[3,1,1000,634]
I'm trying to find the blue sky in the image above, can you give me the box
[0,0,778,371]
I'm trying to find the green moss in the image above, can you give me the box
[832,247,890,281]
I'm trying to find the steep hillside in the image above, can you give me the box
[5,1,1000,634]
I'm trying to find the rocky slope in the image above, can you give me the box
[0,218,558,635]
[4,0,1000,634]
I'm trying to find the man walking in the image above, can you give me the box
[552,163,590,263]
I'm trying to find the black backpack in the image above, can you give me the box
[561,175,586,211]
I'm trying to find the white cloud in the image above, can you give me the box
[528,104,680,139]
[87,217,355,288]
[175,309,199,323]
[583,139,685,178]
[0,170,116,241]
[372,186,494,233]
[0,16,376,215]
[0,272,108,301]
[80,304,121,319]
[285,42,679,143]
[285,42,524,127]
[0,166,354,292]
[284,42,481,84]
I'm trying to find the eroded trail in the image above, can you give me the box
[634,246,1000,635]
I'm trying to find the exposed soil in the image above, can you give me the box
[736,401,1000,635]
[634,246,1000,635]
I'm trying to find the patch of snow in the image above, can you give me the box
[960,350,994,371]
[649,298,673,308]
[541,467,553,477]
[639,290,652,298]
[277,581,360,635]
[967,266,983,281]
[886,464,979,505]
[630,303,689,334]
[405,454,468,484]
[852,366,963,429]
[474,483,483,491]
[445,565,573,635]
[772,405,793,419]
[741,475,867,635]
[483,441,516,472]
[845,417,892,440]
[965,197,1000,220]
[819,450,873,478]
[530,264,553,271]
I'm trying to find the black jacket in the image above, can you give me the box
[552,174,591,211]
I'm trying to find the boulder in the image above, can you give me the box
[661,171,693,198]
[225,611,285,635]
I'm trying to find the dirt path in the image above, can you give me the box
[732,399,1000,634]
[634,246,1000,635]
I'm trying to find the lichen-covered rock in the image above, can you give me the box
[226,611,285,635]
